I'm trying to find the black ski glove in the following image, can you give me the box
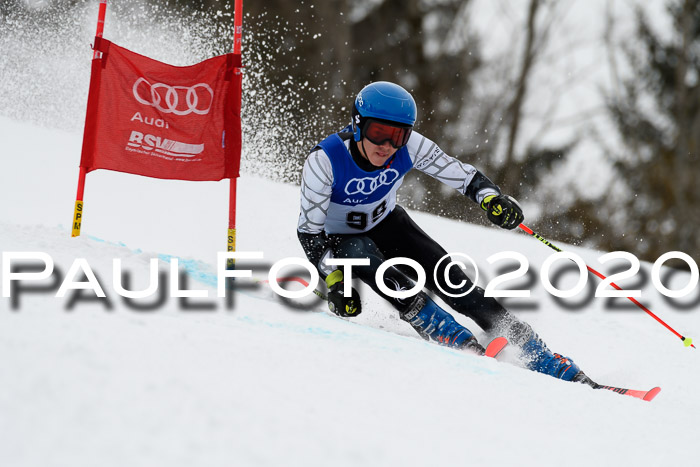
[482,194,524,230]
[325,270,362,317]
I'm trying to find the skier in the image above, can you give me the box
[297,81,595,385]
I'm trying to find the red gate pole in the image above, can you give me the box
[227,0,243,268]
[72,0,107,237]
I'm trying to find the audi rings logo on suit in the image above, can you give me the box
[344,169,400,196]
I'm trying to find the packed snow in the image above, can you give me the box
[0,115,698,467]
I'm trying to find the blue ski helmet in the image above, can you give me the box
[352,81,417,142]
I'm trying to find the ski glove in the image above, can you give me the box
[325,270,362,318]
[482,194,524,230]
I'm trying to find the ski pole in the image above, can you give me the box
[518,223,695,349]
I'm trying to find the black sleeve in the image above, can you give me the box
[464,170,501,204]
[297,230,332,279]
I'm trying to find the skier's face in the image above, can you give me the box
[359,137,399,166]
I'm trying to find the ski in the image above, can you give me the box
[484,336,508,358]
[595,384,661,402]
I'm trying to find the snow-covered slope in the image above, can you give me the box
[0,117,698,466]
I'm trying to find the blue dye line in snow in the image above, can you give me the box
[80,233,218,288]
[157,253,219,288]
[85,234,142,253]
[77,234,499,372]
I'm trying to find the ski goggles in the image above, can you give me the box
[363,119,413,148]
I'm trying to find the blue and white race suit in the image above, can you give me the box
[298,126,498,236]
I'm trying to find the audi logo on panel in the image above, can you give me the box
[344,169,400,195]
[132,78,214,116]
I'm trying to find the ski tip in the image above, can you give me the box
[485,336,508,358]
[643,387,662,402]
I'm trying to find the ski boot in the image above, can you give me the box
[525,347,581,381]
[401,293,485,354]
[507,321,589,382]
[525,336,600,386]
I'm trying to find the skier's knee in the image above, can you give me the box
[334,236,381,259]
